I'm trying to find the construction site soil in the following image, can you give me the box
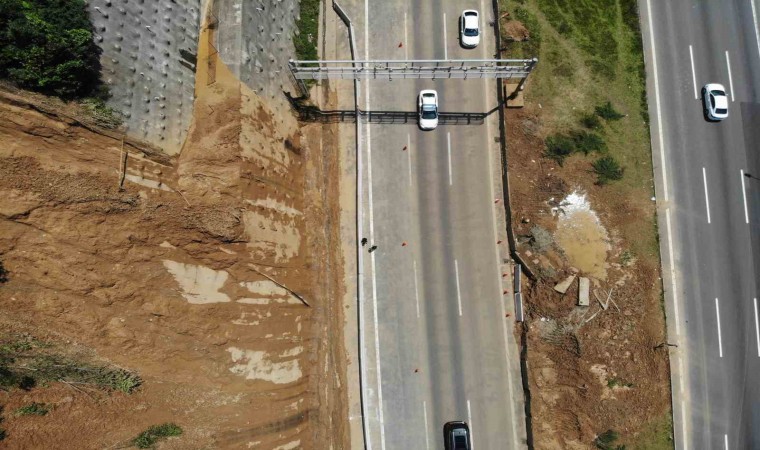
[0,13,347,450]
[506,105,671,449]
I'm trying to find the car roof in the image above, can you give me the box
[713,95,728,109]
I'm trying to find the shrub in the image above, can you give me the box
[580,112,602,130]
[595,429,625,450]
[132,423,183,449]
[545,131,607,164]
[0,0,102,99]
[595,101,625,121]
[14,402,48,417]
[593,156,625,184]
[293,0,320,61]
[569,130,607,154]
[544,134,575,165]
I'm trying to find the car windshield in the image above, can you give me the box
[712,89,726,96]
[464,27,478,36]
[716,108,728,114]
[454,435,469,449]
[421,106,437,119]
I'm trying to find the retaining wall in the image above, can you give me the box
[88,0,201,154]
[214,0,301,116]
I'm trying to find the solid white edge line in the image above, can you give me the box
[741,169,750,224]
[482,60,520,445]
[414,260,420,319]
[752,0,760,61]
[665,210,681,337]
[443,13,448,60]
[725,51,735,102]
[689,45,698,100]
[447,132,453,186]
[647,0,669,203]
[423,401,431,450]
[404,12,409,61]
[364,2,386,448]
[724,434,729,450]
[455,259,463,317]
[702,167,711,224]
[716,298,723,358]
[467,399,474,449]
[407,133,412,187]
[648,5,684,448]
[681,400,688,450]
[754,298,760,357]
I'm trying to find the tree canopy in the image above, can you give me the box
[0,0,101,98]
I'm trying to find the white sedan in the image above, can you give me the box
[418,90,439,130]
[460,10,480,48]
[701,83,728,121]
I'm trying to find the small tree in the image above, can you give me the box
[0,0,102,98]
[595,101,625,121]
[592,155,624,185]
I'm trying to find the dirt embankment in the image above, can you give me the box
[0,13,347,450]
[507,105,670,449]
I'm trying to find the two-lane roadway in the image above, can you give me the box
[641,0,760,448]
[345,0,527,448]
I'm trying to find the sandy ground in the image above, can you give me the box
[0,7,347,450]
[506,103,670,449]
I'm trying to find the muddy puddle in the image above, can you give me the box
[553,191,609,280]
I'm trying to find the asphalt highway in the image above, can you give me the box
[641,1,760,448]
[343,0,527,448]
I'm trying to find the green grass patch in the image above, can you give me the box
[14,402,49,417]
[0,333,141,394]
[294,0,320,61]
[625,412,673,449]
[132,423,183,449]
[81,97,122,129]
[606,377,633,388]
[536,0,619,80]
[503,6,542,60]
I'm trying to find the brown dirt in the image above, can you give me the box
[0,10,347,450]
[503,20,531,42]
[507,103,670,448]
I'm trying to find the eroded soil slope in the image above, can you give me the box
[0,16,346,449]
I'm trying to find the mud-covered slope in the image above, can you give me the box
[0,18,346,448]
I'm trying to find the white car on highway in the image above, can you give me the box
[460,10,480,48]
[418,89,439,130]
[701,83,728,121]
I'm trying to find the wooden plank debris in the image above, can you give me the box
[554,274,576,294]
[578,277,590,306]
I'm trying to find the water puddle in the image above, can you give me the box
[553,191,609,280]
